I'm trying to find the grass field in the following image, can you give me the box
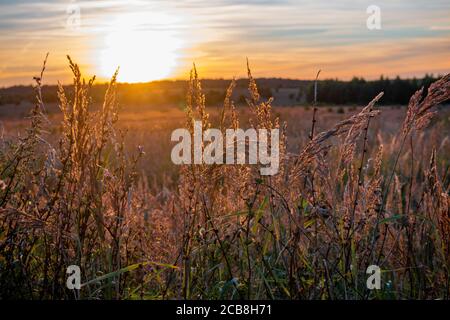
[0,102,421,190]
[0,58,449,300]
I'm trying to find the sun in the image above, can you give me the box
[99,14,183,83]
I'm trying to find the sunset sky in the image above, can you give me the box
[0,0,449,86]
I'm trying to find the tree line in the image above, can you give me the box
[0,74,446,107]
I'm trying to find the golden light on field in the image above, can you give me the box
[99,13,183,83]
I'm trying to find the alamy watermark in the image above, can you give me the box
[366,5,382,30]
[171,121,280,176]
[66,0,81,30]
[366,265,381,290]
[66,264,382,291]
[66,265,81,290]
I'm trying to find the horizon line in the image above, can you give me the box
[1,73,447,89]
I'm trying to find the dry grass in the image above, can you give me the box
[0,56,449,299]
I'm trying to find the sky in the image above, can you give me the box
[0,0,449,86]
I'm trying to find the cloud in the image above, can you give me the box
[0,0,449,85]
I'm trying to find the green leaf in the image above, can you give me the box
[82,261,178,287]
[252,196,268,233]
[379,214,402,224]
[304,219,315,228]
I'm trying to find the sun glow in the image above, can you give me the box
[99,13,183,83]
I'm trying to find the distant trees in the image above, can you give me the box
[304,74,442,105]
[0,74,446,107]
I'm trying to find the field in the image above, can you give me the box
[0,103,412,190]
[0,59,449,300]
